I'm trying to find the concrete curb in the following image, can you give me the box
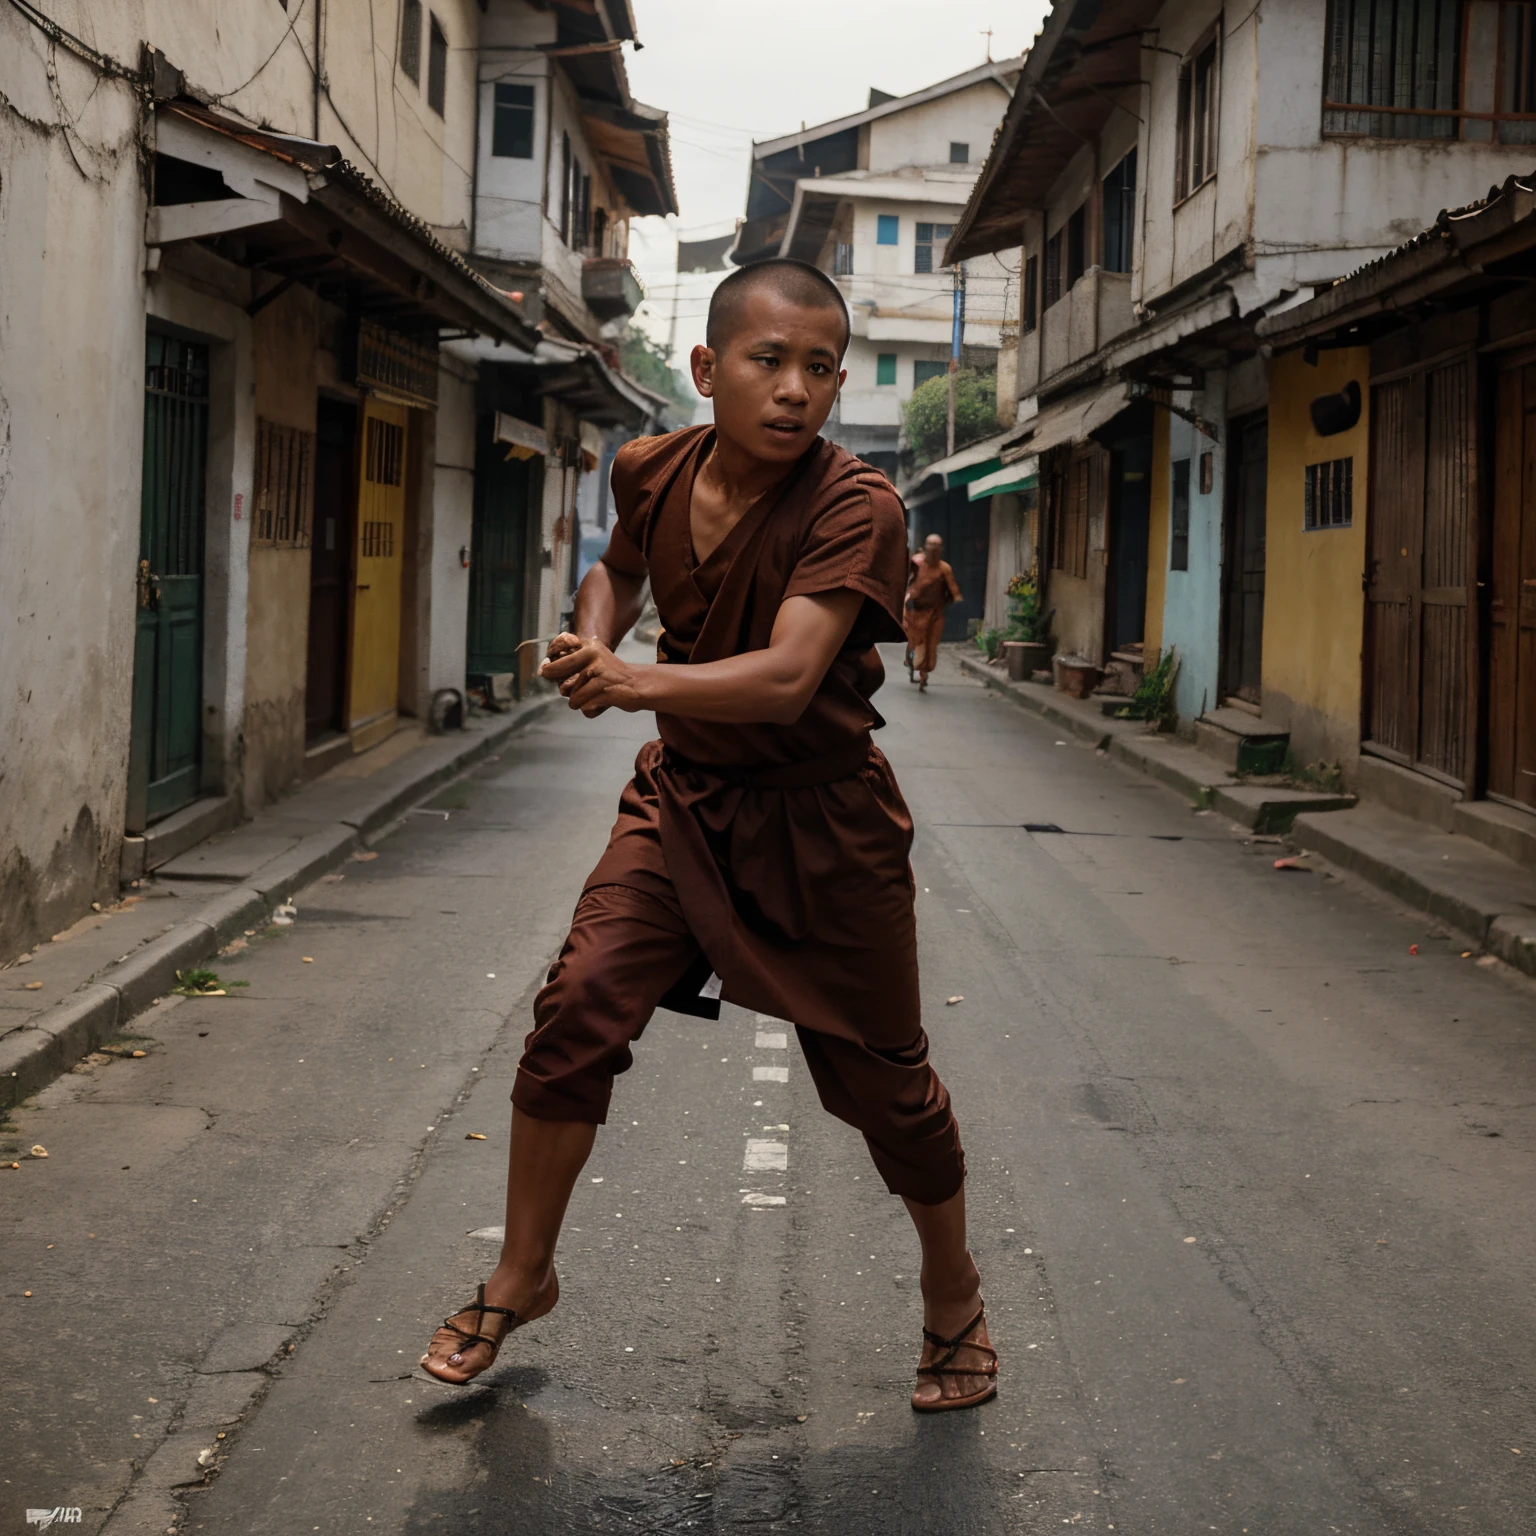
[959,654,1119,748]
[1,696,560,1116]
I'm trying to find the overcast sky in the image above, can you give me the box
[621,0,1050,385]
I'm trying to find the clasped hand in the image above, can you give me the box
[540,633,647,717]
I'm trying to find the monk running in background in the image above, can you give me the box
[904,533,961,691]
[421,257,996,1413]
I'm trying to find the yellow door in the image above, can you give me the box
[348,397,408,752]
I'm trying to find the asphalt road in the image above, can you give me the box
[5,649,1534,1536]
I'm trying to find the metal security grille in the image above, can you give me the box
[357,318,439,407]
[361,520,395,558]
[1305,457,1354,529]
[253,419,314,546]
[1324,0,1460,137]
[142,334,209,577]
[364,415,405,486]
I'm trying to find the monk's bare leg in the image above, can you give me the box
[903,1186,992,1406]
[421,1111,594,1383]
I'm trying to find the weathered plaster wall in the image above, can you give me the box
[0,15,146,961]
[983,492,1033,632]
[1261,347,1370,772]
[243,288,318,807]
[1144,409,1170,662]
[866,81,1011,174]
[1161,377,1226,721]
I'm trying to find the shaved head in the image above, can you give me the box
[706,258,851,357]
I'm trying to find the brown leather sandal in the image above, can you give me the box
[911,1304,998,1412]
[420,1283,523,1384]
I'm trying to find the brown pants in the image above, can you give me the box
[904,606,946,676]
[514,882,966,1204]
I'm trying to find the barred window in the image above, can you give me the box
[1051,453,1091,579]
[364,416,404,487]
[253,418,313,547]
[361,520,396,558]
[1305,457,1354,529]
[427,14,448,116]
[914,222,953,275]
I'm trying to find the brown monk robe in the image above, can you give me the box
[904,536,961,690]
[421,257,994,1414]
[515,424,964,1204]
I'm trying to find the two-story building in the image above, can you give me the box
[460,0,676,682]
[947,0,1536,749]
[0,0,671,966]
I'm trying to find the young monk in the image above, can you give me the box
[904,533,962,692]
[421,257,996,1412]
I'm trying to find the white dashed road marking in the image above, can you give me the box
[740,1192,787,1207]
[743,1139,788,1172]
[752,1065,789,1082]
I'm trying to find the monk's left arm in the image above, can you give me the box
[542,590,864,723]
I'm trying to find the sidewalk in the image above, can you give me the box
[0,694,557,1112]
[958,650,1536,979]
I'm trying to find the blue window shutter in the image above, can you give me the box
[877,214,899,246]
[876,353,897,386]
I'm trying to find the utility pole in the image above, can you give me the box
[946,262,966,457]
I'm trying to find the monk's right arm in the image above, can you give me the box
[573,558,647,652]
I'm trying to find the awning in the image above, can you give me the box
[1001,383,1132,463]
[967,458,1039,500]
[904,428,1015,498]
[149,103,539,351]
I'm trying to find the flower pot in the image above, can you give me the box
[1053,654,1102,698]
[1003,640,1051,681]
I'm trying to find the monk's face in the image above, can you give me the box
[924,535,944,561]
[691,289,847,464]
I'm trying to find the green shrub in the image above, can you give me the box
[904,368,997,466]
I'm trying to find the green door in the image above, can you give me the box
[467,422,538,675]
[127,332,209,830]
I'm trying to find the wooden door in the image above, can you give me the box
[1365,356,1474,786]
[305,399,356,741]
[1490,364,1536,808]
[467,427,535,675]
[127,332,208,830]
[1222,415,1268,704]
[347,397,407,753]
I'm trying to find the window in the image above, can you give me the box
[914,359,948,389]
[400,0,422,83]
[1102,149,1137,273]
[364,416,405,487]
[1066,204,1087,287]
[253,419,313,548]
[1170,458,1191,570]
[492,83,535,158]
[1176,32,1219,199]
[1051,453,1091,578]
[560,132,571,244]
[877,213,899,246]
[1044,229,1063,308]
[834,241,854,275]
[1305,457,1354,529]
[1323,0,1459,138]
[1498,2,1536,142]
[914,222,953,274]
[876,353,897,386]
[1021,254,1038,335]
[949,141,970,163]
[427,13,447,116]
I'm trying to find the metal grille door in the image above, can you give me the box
[347,397,408,752]
[128,332,209,829]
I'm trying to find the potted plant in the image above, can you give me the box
[1000,571,1052,681]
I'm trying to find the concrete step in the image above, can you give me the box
[1451,798,1536,874]
[119,795,239,882]
[1194,707,1290,774]
[1210,784,1356,834]
[1292,803,1536,976]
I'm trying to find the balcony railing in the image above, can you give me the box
[1017,268,1134,397]
[581,257,644,320]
